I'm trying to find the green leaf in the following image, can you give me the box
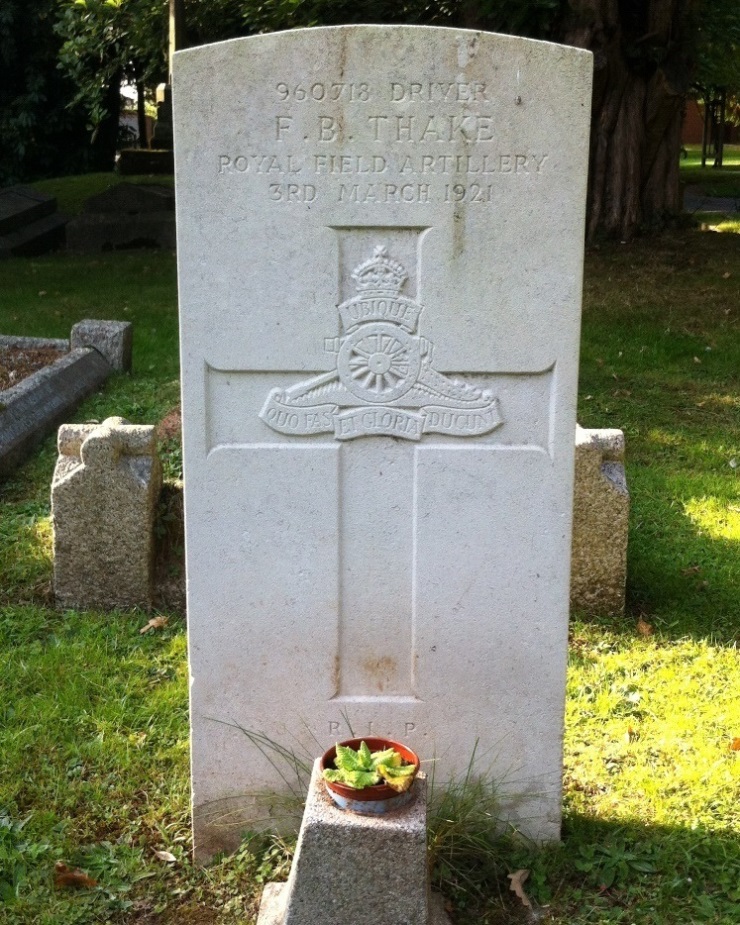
[334,744,363,772]
[377,763,416,792]
[357,740,374,770]
[371,747,400,769]
[343,769,380,789]
[323,766,379,789]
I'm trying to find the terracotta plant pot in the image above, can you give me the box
[319,736,420,815]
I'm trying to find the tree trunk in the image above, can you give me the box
[136,80,148,148]
[562,0,693,240]
[90,68,123,171]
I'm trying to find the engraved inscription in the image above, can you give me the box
[338,183,431,204]
[276,82,371,102]
[260,245,503,442]
[218,77,550,203]
[327,719,420,736]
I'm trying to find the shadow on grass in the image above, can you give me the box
[529,813,740,925]
[433,812,740,924]
[624,460,739,644]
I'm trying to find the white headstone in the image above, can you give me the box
[174,25,592,860]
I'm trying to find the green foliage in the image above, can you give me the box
[55,0,168,158]
[0,0,90,184]
[0,811,52,904]
[693,0,740,94]
[323,741,416,791]
[427,749,507,908]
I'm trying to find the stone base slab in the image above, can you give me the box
[256,761,450,925]
[257,882,451,925]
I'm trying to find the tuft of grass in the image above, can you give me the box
[426,747,511,912]
[0,500,53,606]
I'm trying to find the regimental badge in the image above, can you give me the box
[260,245,503,441]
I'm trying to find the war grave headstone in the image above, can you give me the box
[173,26,592,860]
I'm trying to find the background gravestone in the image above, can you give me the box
[65,182,175,253]
[0,186,68,258]
[174,26,592,860]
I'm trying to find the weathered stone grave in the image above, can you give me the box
[52,416,162,611]
[173,25,592,860]
[66,183,175,253]
[0,186,68,258]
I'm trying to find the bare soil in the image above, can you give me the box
[156,404,182,441]
[154,405,185,615]
[0,345,66,391]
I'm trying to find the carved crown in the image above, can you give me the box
[351,245,407,296]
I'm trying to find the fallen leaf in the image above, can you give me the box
[681,565,702,576]
[729,739,740,752]
[722,271,731,279]
[508,869,532,909]
[154,849,177,863]
[140,616,168,634]
[636,618,653,637]
[54,862,97,890]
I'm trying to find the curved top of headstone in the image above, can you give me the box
[173,26,592,376]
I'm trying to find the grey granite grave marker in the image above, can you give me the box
[173,25,592,860]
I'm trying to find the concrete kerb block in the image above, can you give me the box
[71,319,133,372]
[257,761,450,925]
[52,416,162,610]
[571,426,629,617]
[0,347,112,481]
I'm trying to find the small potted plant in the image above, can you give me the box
[320,736,420,815]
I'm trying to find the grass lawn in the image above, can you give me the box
[31,173,174,217]
[1,221,739,923]
[680,144,740,198]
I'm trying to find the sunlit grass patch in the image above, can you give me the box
[0,502,53,604]
[696,212,740,234]
[567,629,740,831]
[683,497,740,542]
